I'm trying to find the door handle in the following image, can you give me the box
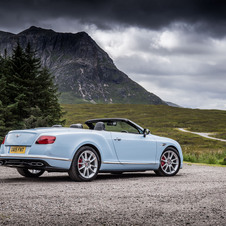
[114,138,121,141]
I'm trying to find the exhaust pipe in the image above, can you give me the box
[29,162,44,167]
[36,162,44,167]
[0,160,4,166]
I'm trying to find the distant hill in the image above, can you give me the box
[0,26,167,105]
[166,102,181,108]
[63,103,226,165]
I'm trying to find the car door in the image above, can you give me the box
[109,121,157,164]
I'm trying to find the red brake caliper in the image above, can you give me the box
[161,156,165,166]
[78,158,82,168]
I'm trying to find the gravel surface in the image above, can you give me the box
[0,164,226,225]
[178,128,226,142]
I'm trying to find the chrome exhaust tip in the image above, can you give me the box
[0,160,4,166]
[29,162,44,167]
[36,162,44,167]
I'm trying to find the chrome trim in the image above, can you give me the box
[0,154,71,162]
[102,161,156,165]
[102,161,121,164]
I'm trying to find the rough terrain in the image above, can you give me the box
[0,164,225,225]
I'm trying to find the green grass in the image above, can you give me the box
[62,104,226,165]
[212,132,226,140]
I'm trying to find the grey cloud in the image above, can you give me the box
[0,0,225,109]
[115,54,226,77]
[107,26,226,82]
[137,73,226,109]
[1,0,226,37]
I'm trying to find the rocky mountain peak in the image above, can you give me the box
[18,26,55,35]
[0,27,166,105]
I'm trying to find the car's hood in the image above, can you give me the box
[151,134,176,143]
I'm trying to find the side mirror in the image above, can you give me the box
[143,128,150,137]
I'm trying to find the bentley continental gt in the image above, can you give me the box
[0,118,183,181]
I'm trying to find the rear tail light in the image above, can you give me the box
[2,136,6,144]
[36,136,56,144]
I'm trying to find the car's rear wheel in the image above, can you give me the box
[154,148,180,176]
[17,168,45,178]
[68,146,100,182]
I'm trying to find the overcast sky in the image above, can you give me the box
[0,0,226,110]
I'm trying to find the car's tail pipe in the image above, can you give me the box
[28,162,44,167]
[0,160,4,166]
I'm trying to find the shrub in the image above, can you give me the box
[184,153,197,163]
[220,158,226,165]
[207,156,217,164]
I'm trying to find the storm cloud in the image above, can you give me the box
[0,0,226,109]
[91,26,226,109]
[1,0,226,36]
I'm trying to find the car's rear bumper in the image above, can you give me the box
[0,155,71,171]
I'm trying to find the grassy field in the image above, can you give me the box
[62,104,226,165]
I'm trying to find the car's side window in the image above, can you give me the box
[105,121,140,134]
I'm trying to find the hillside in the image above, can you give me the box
[0,26,166,105]
[63,104,226,165]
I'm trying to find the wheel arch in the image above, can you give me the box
[164,145,179,154]
[75,143,102,163]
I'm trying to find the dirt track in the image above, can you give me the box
[0,164,226,225]
[178,128,226,142]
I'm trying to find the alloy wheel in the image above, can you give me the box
[160,150,179,175]
[77,150,98,179]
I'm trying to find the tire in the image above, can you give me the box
[154,170,163,176]
[154,147,180,176]
[17,168,45,178]
[68,146,100,182]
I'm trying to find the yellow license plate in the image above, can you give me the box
[10,146,26,154]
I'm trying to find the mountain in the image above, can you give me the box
[0,26,167,105]
[166,102,181,108]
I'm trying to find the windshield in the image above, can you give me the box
[86,119,143,134]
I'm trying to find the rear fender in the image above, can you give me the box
[69,131,118,163]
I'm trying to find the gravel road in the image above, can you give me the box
[178,128,226,142]
[0,164,226,226]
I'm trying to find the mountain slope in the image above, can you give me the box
[0,26,166,105]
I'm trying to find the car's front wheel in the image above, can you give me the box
[17,168,45,178]
[68,146,100,182]
[154,148,180,176]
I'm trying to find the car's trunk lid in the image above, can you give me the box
[4,127,83,146]
[5,131,38,146]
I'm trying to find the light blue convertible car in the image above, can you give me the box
[0,118,183,181]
